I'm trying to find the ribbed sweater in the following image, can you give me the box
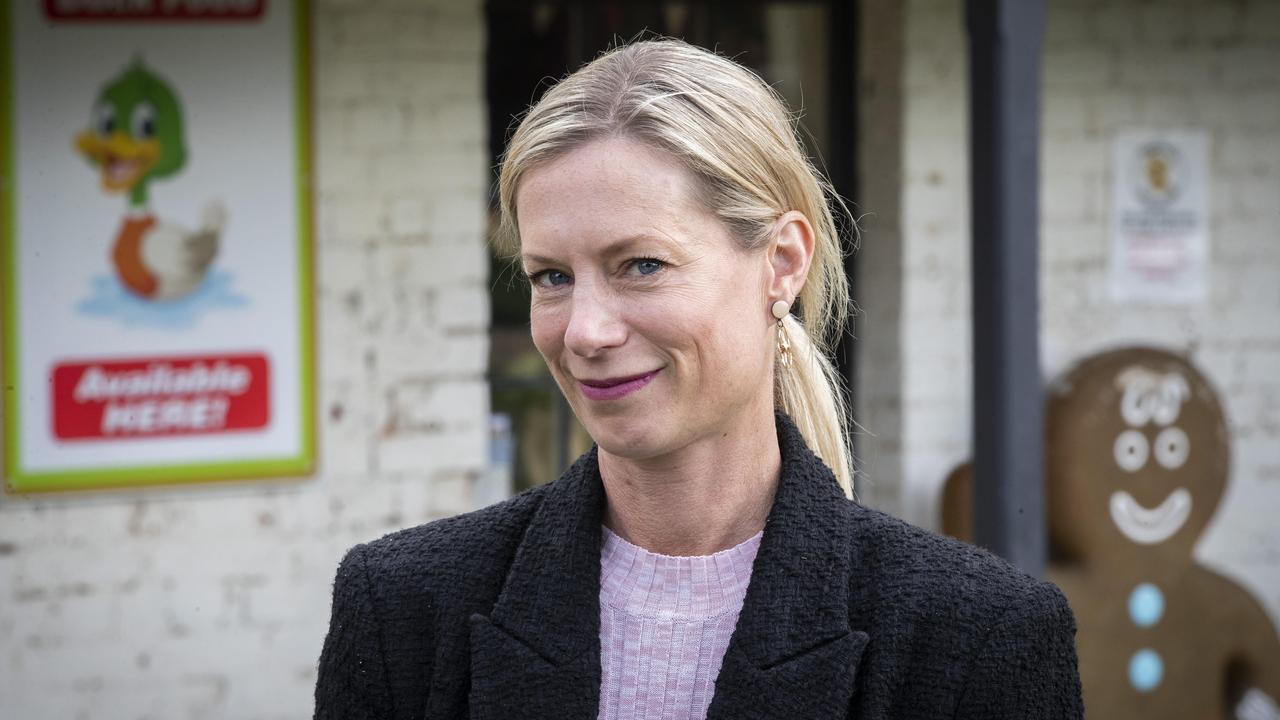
[597,526,763,720]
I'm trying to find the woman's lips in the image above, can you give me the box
[577,370,659,401]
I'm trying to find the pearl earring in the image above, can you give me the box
[771,300,790,320]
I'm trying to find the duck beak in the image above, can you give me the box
[74,130,161,193]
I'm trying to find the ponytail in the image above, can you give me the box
[775,314,854,499]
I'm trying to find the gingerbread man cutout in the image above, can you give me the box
[940,347,1280,717]
[1046,347,1280,719]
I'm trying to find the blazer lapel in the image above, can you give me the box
[468,448,606,720]
[706,414,870,720]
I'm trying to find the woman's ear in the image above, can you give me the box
[767,210,816,303]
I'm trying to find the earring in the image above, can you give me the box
[776,316,793,369]
[771,300,790,320]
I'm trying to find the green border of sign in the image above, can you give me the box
[1,1,316,494]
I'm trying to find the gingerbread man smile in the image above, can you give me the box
[1108,488,1192,545]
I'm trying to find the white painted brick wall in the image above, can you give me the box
[876,0,1280,628]
[896,0,972,531]
[0,1,490,718]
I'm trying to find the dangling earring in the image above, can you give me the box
[776,322,793,369]
[772,300,792,369]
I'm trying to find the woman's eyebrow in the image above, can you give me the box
[522,233,682,267]
[602,233,681,257]
[520,252,558,267]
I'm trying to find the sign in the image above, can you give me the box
[44,0,267,21]
[52,354,270,440]
[1109,130,1210,304]
[2,1,314,492]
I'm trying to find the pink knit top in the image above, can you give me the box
[597,526,763,720]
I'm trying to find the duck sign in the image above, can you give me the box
[1,1,314,492]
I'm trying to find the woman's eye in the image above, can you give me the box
[631,258,665,276]
[529,269,571,288]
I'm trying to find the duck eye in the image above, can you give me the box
[95,103,116,136]
[131,102,157,139]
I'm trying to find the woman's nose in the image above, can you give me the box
[563,283,627,357]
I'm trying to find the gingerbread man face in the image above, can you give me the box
[1047,347,1229,564]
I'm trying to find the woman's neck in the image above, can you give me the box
[598,404,780,557]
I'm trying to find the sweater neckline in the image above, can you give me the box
[598,526,762,621]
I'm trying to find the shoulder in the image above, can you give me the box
[336,483,550,603]
[839,501,1081,713]
[317,485,556,719]
[844,501,1073,633]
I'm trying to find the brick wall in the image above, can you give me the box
[858,0,1280,626]
[0,1,490,717]
[854,0,907,513]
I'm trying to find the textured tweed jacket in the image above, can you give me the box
[314,414,1084,719]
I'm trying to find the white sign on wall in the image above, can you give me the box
[2,1,314,493]
[1109,130,1210,305]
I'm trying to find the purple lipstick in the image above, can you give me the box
[578,370,659,401]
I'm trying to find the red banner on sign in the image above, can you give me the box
[44,0,265,22]
[52,353,270,440]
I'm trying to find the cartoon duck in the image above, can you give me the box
[74,59,224,301]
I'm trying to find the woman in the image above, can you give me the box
[315,39,1083,720]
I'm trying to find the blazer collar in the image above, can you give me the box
[467,413,868,720]
[466,446,607,719]
[705,414,869,719]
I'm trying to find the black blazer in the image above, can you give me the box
[315,414,1083,719]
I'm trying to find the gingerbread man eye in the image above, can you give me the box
[1114,429,1150,473]
[1153,426,1189,470]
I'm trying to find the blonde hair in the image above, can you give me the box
[496,39,855,498]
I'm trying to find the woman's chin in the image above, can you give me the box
[583,416,671,461]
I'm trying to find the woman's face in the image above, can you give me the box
[516,137,778,461]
